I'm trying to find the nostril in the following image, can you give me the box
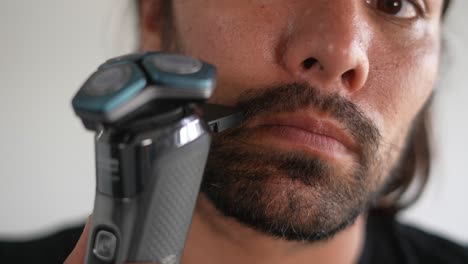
[342,69,356,87]
[302,57,318,70]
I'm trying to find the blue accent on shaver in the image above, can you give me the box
[142,54,216,91]
[72,63,147,114]
[98,52,157,70]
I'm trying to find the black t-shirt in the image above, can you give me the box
[1,212,467,264]
[359,211,468,264]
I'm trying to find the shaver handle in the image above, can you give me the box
[129,133,211,263]
[86,132,212,264]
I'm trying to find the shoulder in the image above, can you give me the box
[363,211,468,264]
[395,220,468,263]
[0,224,84,263]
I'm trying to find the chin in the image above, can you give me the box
[201,134,375,242]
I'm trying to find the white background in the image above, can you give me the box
[0,1,467,244]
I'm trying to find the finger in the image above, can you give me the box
[64,216,160,264]
[64,216,92,264]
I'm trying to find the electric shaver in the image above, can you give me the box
[72,52,243,264]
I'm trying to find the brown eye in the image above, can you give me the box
[378,0,403,15]
[366,0,419,19]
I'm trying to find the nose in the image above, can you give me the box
[280,1,370,94]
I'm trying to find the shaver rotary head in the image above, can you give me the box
[72,52,217,130]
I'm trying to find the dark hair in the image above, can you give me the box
[138,0,452,214]
[443,0,452,15]
[374,0,452,215]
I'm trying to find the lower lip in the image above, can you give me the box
[254,125,351,159]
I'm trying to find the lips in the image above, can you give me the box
[248,112,358,157]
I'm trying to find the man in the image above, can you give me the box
[13,0,468,263]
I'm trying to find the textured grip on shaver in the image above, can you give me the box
[127,133,211,263]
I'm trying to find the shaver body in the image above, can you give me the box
[72,52,242,264]
[88,116,211,264]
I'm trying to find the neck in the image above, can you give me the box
[182,194,366,264]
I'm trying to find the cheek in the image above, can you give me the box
[360,28,440,146]
[171,1,291,105]
[361,33,440,189]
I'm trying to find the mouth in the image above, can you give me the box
[246,111,358,160]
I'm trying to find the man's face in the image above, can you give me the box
[143,0,443,241]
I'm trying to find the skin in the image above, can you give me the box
[66,0,444,263]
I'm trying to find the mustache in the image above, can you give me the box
[235,83,382,149]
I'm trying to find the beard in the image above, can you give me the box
[201,83,384,242]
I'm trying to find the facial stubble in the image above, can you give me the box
[201,83,384,242]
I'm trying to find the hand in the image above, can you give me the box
[64,217,157,264]
[64,216,91,264]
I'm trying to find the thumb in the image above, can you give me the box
[64,216,91,264]
[63,216,158,264]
